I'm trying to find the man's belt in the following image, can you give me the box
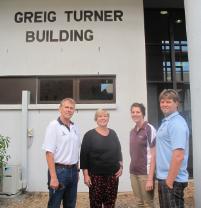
[55,163,77,168]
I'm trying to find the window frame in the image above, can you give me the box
[38,76,74,104]
[76,76,116,104]
[0,75,116,105]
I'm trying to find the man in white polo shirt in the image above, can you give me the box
[42,98,81,208]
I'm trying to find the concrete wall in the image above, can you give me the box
[184,0,201,206]
[0,0,147,192]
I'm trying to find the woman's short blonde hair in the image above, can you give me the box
[94,109,110,121]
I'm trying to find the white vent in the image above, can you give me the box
[0,165,22,195]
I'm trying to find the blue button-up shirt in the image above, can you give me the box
[156,111,189,182]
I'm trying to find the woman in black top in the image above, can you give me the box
[80,108,123,208]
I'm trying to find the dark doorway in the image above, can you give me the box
[144,9,193,177]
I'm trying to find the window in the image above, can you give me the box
[78,77,115,103]
[0,77,36,104]
[39,78,73,104]
[145,10,189,84]
[0,76,116,104]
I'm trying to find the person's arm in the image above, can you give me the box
[80,131,91,186]
[46,151,59,189]
[146,146,156,191]
[166,148,184,188]
[83,169,92,187]
[114,130,123,178]
[115,160,123,178]
[75,124,81,173]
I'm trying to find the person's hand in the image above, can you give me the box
[115,167,123,178]
[50,177,59,189]
[84,175,92,187]
[166,179,173,189]
[145,179,154,191]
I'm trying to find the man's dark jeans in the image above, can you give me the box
[158,179,188,208]
[47,166,78,208]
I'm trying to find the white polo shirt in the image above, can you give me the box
[42,118,81,165]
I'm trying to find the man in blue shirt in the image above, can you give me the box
[156,89,189,208]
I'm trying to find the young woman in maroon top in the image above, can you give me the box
[130,103,156,208]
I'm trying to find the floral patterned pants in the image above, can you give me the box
[89,174,119,208]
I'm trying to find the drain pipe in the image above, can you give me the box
[21,91,30,190]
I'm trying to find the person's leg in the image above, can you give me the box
[158,179,176,208]
[173,181,188,208]
[138,175,154,208]
[63,167,78,208]
[47,168,66,208]
[158,179,187,208]
[89,175,103,208]
[130,174,144,207]
[103,175,119,208]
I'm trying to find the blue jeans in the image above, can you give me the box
[47,166,78,208]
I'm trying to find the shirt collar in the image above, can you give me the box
[57,117,74,126]
[162,111,179,122]
[134,121,148,132]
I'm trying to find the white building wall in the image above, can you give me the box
[184,0,201,207]
[0,110,22,165]
[0,0,147,192]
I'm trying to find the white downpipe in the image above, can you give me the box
[21,91,30,190]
